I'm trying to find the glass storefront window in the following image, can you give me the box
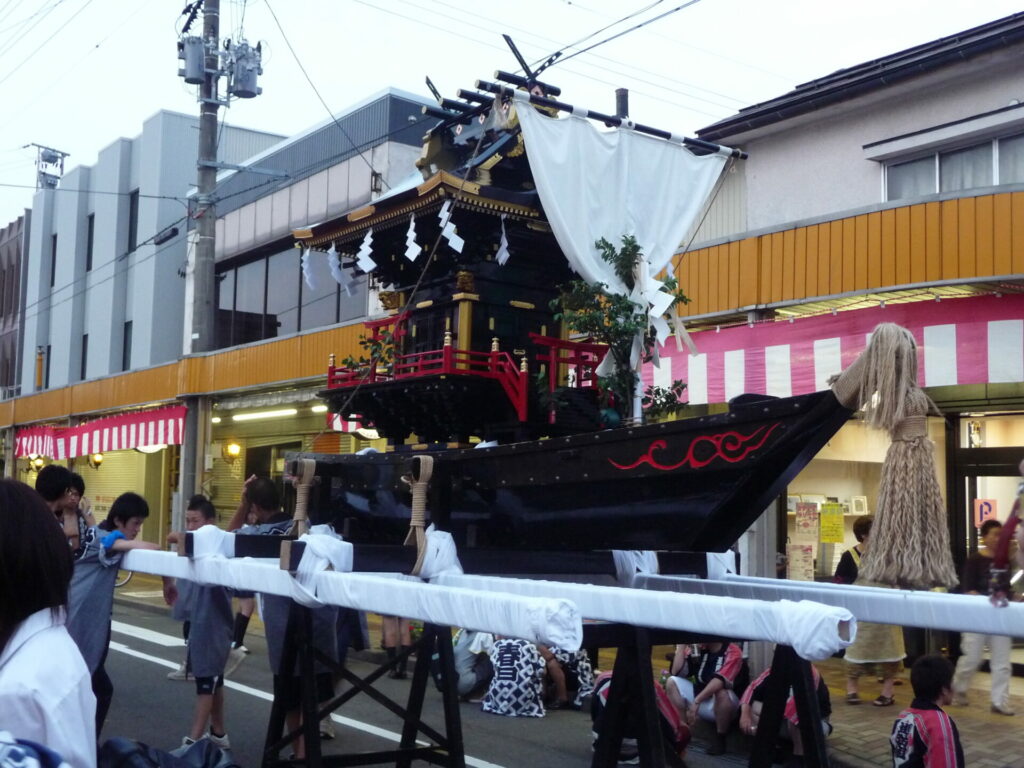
[215,270,235,348]
[300,265,338,331]
[266,251,299,338]
[234,259,267,345]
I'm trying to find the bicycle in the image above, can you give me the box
[114,570,133,588]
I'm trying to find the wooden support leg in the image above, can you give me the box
[298,605,324,768]
[433,624,466,768]
[263,605,300,768]
[787,647,829,768]
[632,628,667,768]
[396,625,436,768]
[748,646,792,768]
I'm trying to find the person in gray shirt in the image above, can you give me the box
[167,495,235,750]
[66,492,166,740]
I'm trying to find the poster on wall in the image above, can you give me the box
[973,498,997,528]
[793,502,819,544]
[819,503,845,543]
[786,543,815,581]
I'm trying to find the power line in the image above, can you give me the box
[0,0,98,89]
[548,0,704,69]
[0,0,68,65]
[262,0,391,191]
[0,182,189,202]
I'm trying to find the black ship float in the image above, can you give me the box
[290,63,861,556]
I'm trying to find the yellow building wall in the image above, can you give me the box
[1,323,366,428]
[675,191,1024,317]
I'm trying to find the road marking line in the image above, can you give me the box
[109,637,504,768]
[112,621,184,647]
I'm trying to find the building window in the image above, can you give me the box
[998,133,1024,184]
[122,321,132,371]
[80,334,88,381]
[886,132,1024,201]
[127,189,139,253]
[85,213,95,272]
[50,234,57,288]
[265,250,300,337]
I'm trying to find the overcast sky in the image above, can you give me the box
[1,0,1021,219]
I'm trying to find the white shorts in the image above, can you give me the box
[670,676,738,722]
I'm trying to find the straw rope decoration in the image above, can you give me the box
[288,457,317,538]
[831,323,958,589]
[403,455,434,576]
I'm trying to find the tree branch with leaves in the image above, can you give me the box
[550,235,689,424]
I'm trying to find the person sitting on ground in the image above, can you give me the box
[590,670,690,765]
[0,479,97,768]
[665,640,745,756]
[66,492,166,743]
[166,495,234,751]
[890,655,964,768]
[951,519,1015,715]
[537,644,595,709]
[481,637,546,717]
[739,661,832,768]
[452,628,493,700]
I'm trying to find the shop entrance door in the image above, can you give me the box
[949,415,1024,676]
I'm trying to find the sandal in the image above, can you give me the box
[845,693,861,705]
[873,695,896,707]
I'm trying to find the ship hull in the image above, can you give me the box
[302,390,852,552]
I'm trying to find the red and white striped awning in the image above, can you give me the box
[15,405,187,460]
[328,414,362,433]
[645,293,1024,405]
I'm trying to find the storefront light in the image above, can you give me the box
[135,444,167,454]
[310,404,328,413]
[211,416,222,424]
[231,408,298,422]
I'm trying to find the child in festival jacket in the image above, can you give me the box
[890,655,964,768]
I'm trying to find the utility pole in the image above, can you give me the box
[192,0,220,354]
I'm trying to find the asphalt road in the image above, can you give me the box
[103,602,741,768]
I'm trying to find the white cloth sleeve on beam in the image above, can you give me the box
[120,551,581,649]
[638,574,1024,637]
[611,550,659,586]
[292,527,354,608]
[190,524,235,558]
[706,552,736,580]
[417,527,463,579]
[433,573,854,660]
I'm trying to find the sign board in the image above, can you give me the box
[786,543,815,581]
[793,502,819,544]
[973,498,997,528]
[819,503,846,544]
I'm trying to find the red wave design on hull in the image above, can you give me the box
[608,422,781,471]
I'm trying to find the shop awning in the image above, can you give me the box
[15,405,187,460]
[646,293,1024,405]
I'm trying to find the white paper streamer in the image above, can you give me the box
[326,244,345,284]
[356,227,376,273]
[495,214,511,265]
[300,247,316,290]
[438,200,464,253]
[404,214,419,261]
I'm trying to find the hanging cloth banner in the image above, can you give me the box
[513,91,729,348]
[15,405,187,460]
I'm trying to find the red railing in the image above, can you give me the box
[327,339,529,422]
[529,333,606,393]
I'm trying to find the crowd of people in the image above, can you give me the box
[0,463,1018,768]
